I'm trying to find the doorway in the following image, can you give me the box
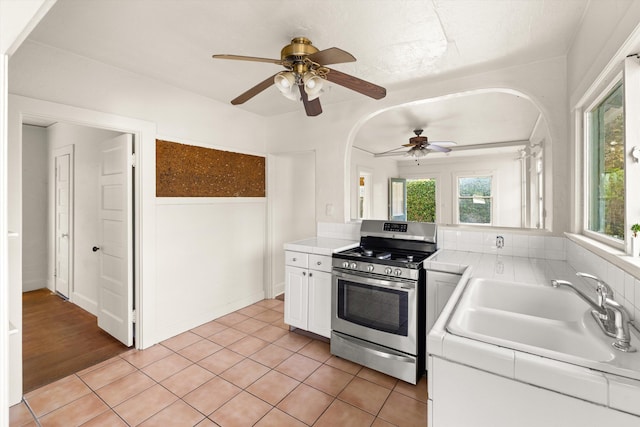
[21,121,133,391]
[8,95,156,405]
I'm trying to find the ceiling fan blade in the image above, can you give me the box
[212,54,283,65]
[299,85,322,116]
[230,73,278,105]
[428,144,452,153]
[324,67,386,99]
[402,143,420,147]
[429,141,457,147]
[307,47,356,65]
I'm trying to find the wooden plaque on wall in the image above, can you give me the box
[156,139,265,197]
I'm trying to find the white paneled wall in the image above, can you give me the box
[155,199,267,342]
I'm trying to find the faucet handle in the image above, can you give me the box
[576,272,613,297]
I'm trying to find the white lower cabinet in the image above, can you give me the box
[284,250,332,338]
[426,271,461,355]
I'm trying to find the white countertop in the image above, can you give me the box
[427,249,640,416]
[284,237,359,256]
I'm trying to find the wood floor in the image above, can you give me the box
[22,289,130,393]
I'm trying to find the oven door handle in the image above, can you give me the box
[332,270,415,291]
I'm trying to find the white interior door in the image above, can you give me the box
[97,134,133,346]
[54,146,73,298]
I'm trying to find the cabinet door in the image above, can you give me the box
[307,270,332,338]
[427,272,461,353]
[284,265,308,330]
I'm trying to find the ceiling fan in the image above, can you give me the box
[212,37,386,117]
[374,129,457,158]
[402,129,456,157]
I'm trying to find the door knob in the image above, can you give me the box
[61,233,69,238]
[92,246,100,252]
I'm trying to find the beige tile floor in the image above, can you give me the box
[10,298,428,426]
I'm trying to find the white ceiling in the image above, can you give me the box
[22,0,589,154]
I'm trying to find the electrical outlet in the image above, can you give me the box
[496,235,504,249]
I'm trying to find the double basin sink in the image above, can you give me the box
[446,278,640,379]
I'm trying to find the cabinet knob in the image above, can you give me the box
[309,273,313,277]
[292,257,297,262]
[317,261,322,266]
[303,271,306,276]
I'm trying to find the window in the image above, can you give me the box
[457,176,492,225]
[407,178,437,222]
[586,82,624,241]
[358,171,372,219]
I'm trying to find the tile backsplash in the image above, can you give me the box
[317,222,360,240]
[437,229,567,260]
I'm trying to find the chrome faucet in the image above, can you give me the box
[551,272,636,353]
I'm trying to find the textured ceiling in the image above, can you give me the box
[20,0,589,153]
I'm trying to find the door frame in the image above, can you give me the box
[52,145,74,299]
[8,94,158,403]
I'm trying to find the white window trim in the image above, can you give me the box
[581,74,625,250]
[356,166,373,220]
[454,172,496,226]
[622,56,640,255]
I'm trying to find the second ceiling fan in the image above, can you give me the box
[212,37,386,117]
[403,129,456,157]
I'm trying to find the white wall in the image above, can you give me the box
[269,151,316,297]
[398,153,522,228]
[9,40,268,356]
[46,122,122,313]
[155,199,267,339]
[350,147,398,220]
[22,124,47,292]
[1,0,58,412]
[567,1,640,106]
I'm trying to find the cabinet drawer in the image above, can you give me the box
[309,254,332,273]
[285,251,308,268]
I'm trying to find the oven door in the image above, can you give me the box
[332,269,417,355]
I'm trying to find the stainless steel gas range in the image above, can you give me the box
[330,220,437,384]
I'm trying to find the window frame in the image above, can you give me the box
[454,173,496,226]
[582,73,626,250]
[582,78,628,249]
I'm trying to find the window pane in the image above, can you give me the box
[407,179,436,222]
[459,177,491,197]
[459,198,492,224]
[588,83,624,240]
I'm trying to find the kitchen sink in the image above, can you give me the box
[447,278,640,377]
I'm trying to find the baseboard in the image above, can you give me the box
[273,281,284,298]
[72,292,98,316]
[22,279,47,292]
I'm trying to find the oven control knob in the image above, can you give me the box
[394,269,402,276]
[342,261,350,269]
[367,264,375,272]
[350,262,358,269]
[384,267,393,275]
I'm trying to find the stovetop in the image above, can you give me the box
[332,221,437,280]
[335,246,431,266]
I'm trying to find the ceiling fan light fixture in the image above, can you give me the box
[275,71,296,91]
[303,71,324,100]
[274,71,299,101]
